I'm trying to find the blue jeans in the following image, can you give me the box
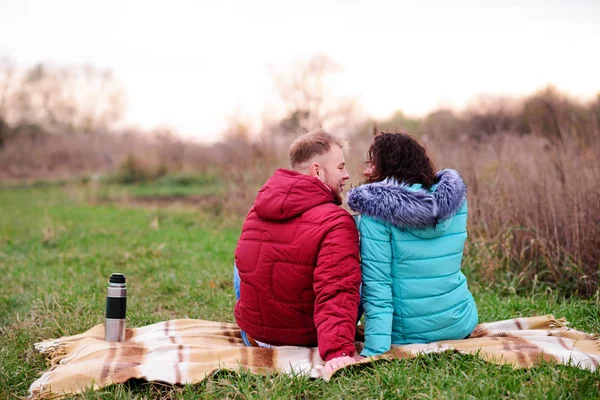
[233,264,364,346]
[233,265,253,346]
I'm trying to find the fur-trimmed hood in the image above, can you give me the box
[347,169,466,235]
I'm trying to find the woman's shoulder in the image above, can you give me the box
[353,213,391,235]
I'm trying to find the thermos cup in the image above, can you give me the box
[105,273,127,342]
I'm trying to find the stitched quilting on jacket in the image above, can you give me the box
[347,169,478,356]
[234,169,361,361]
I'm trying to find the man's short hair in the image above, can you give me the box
[289,129,346,170]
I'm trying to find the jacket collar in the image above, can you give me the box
[347,169,466,229]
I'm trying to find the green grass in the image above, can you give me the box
[1,187,599,399]
[95,173,224,200]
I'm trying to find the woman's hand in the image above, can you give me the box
[323,356,356,373]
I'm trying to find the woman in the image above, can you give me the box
[347,133,478,357]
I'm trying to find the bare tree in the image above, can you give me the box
[0,57,17,148]
[522,86,592,146]
[270,54,362,136]
[7,62,125,135]
[0,57,16,119]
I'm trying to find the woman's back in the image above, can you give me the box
[349,170,478,356]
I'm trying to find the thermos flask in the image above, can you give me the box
[105,273,127,342]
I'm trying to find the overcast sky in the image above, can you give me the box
[1,0,599,142]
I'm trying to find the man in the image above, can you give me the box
[234,129,361,373]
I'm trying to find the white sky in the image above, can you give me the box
[1,0,599,142]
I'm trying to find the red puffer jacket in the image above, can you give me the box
[234,169,361,361]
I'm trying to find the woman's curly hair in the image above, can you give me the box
[366,132,437,189]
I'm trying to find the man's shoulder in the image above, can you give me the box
[243,203,354,229]
[303,203,356,228]
[305,202,350,216]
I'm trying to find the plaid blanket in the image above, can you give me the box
[28,315,599,399]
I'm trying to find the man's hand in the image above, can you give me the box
[324,356,356,373]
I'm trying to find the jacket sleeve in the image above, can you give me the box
[313,211,361,361]
[359,216,394,357]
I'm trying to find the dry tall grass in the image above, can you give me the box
[218,131,599,295]
[424,134,599,295]
[1,126,598,295]
[0,130,219,181]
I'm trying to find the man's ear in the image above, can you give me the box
[309,163,321,180]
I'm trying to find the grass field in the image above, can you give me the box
[1,186,599,399]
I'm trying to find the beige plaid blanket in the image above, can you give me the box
[28,315,599,399]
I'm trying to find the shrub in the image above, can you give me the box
[115,154,166,184]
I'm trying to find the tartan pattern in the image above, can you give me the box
[28,315,599,399]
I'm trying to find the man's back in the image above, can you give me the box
[234,169,360,361]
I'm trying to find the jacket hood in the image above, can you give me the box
[254,169,339,221]
[347,169,466,235]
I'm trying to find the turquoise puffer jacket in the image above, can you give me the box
[347,169,478,356]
